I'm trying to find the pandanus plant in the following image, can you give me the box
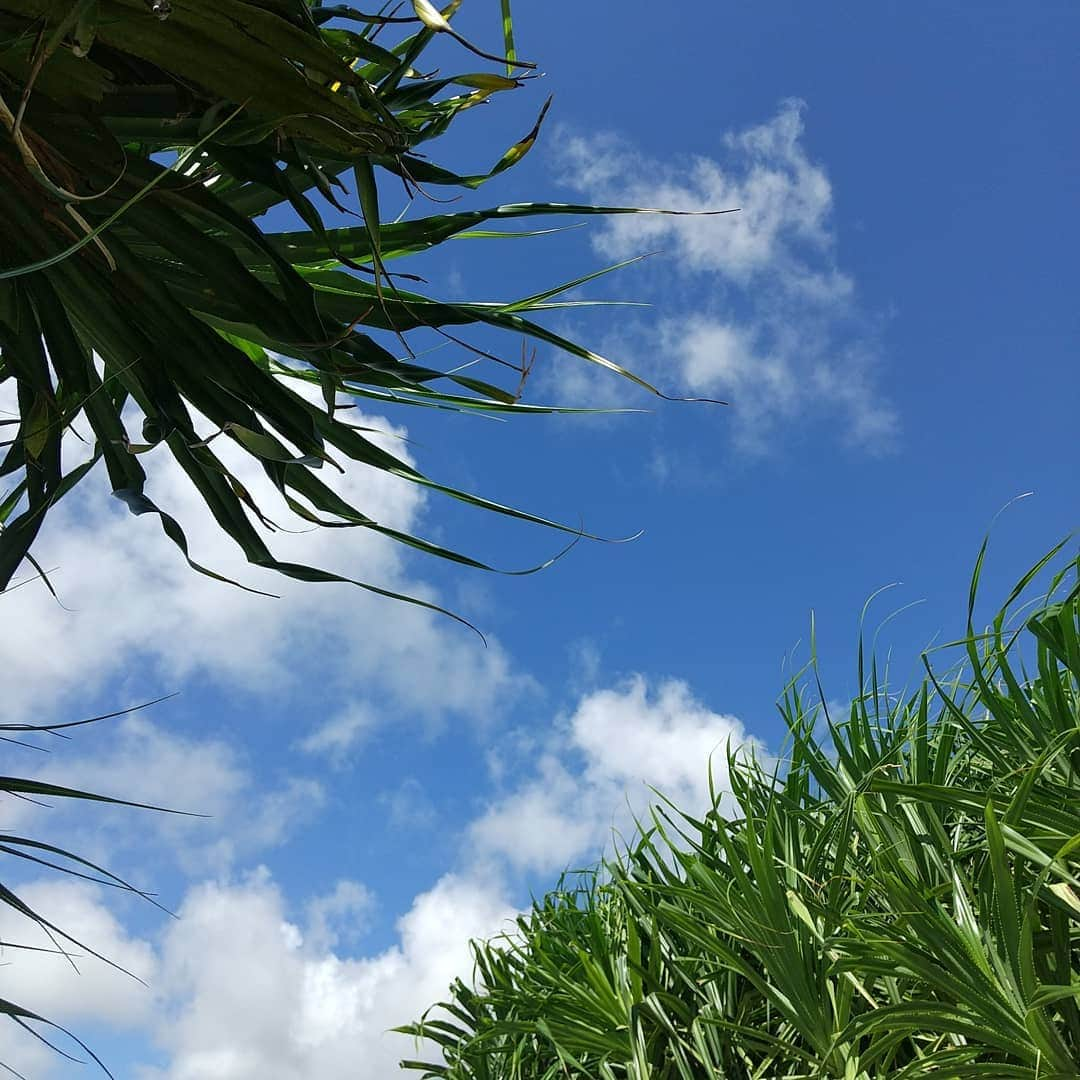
[0,1,730,1071]
[401,540,1080,1079]
[0,695,181,1077]
[0,0,717,614]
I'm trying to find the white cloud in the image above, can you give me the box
[298,703,378,762]
[0,879,157,1078]
[0,399,520,727]
[0,362,782,1078]
[554,100,898,452]
[0,379,531,1075]
[470,755,597,873]
[470,676,759,874]
[560,100,846,295]
[0,869,514,1080]
[0,672,770,1078]
[378,776,437,830]
[144,869,515,1080]
[304,880,374,952]
[1,712,325,877]
[0,880,157,1024]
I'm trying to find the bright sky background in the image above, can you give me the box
[2,3,1078,1076]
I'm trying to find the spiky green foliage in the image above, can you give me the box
[401,541,1080,1079]
[0,0,706,610]
[0,693,180,1078]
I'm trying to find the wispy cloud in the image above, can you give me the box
[553,99,899,454]
[298,703,380,762]
[378,776,437,831]
[1,712,326,876]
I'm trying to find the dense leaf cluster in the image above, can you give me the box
[0,0,689,612]
[403,543,1080,1079]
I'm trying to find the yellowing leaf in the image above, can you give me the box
[1049,881,1080,916]
[412,0,451,31]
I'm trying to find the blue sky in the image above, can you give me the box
[2,3,1078,1076]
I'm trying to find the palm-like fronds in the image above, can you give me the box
[401,541,1080,1078]
[0,0,713,607]
[0,696,182,1079]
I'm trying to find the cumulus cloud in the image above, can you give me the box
[0,870,514,1080]
[304,880,374,952]
[0,376,778,1077]
[470,676,760,874]
[142,870,515,1080]
[554,99,899,453]
[0,879,158,1078]
[0,880,157,1022]
[0,395,519,726]
[0,673,769,1078]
